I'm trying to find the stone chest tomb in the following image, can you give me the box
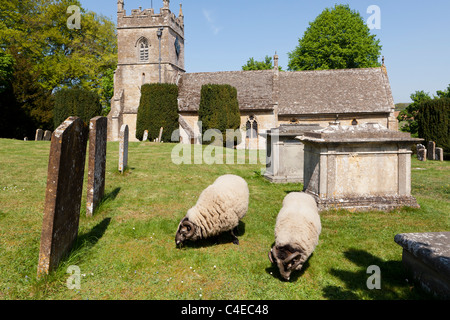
[297,122,423,212]
[262,124,323,183]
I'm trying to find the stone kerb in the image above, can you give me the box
[119,124,129,173]
[86,117,108,217]
[37,117,89,277]
[395,232,450,299]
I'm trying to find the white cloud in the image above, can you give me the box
[202,8,222,35]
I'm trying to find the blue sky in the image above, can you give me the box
[80,0,450,103]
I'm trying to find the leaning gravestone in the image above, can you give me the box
[427,141,436,160]
[119,124,129,173]
[35,129,44,141]
[86,117,108,217]
[158,127,163,143]
[37,117,89,277]
[143,130,148,142]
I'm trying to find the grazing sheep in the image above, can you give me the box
[268,192,321,281]
[175,174,249,247]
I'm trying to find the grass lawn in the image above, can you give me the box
[0,138,448,300]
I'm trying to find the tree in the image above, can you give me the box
[0,0,117,115]
[242,56,281,71]
[436,84,450,99]
[397,91,432,134]
[53,88,102,129]
[417,98,450,153]
[198,84,241,147]
[288,4,382,71]
[136,83,179,142]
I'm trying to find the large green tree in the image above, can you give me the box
[0,0,117,138]
[288,4,382,71]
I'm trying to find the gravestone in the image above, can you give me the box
[427,141,436,160]
[86,117,108,217]
[158,127,164,143]
[35,129,44,141]
[43,130,52,141]
[119,124,129,173]
[37,117,89,277]
[143,130,148,142]
[417,148,427,162]
[24,137,28,141]
[435,148,444,162]
[395,232,450,299]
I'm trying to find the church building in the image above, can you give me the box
[108,1,398,148]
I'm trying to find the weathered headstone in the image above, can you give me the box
[86,117,108,217]
[427,141,436,160]
[417,148,427,162]
[35,129,44,141]
[24,137,28,141]
[143,130,148,142]
[43,130,52,141]
[119,124,129,173]
[37,117,89,277]
[435,148,444,162]
[158,127,164,143]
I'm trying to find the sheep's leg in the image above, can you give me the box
[231,227,239,245]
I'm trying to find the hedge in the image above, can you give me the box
[136,83,179,142]
[198,84,241,147]
[417,97,450,154]
[53,88,102,129]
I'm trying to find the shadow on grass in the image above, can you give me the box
[177,221,246,249]
[76,217,111,249]
[322,248,434,300]
[58,218,112,270]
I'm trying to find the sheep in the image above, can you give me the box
[175,174,249,247]
[268,192,321,281]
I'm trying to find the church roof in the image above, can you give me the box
[278,67,395,115]
[178,67,395,115]
[178,70,275,112]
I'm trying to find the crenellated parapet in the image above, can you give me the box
[117,1,184,36]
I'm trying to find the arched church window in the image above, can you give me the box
[246,116,258,139]
[139,38,149,62]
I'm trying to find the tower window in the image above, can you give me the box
[138,38,149,62]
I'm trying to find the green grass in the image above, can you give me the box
[0,138,448,300]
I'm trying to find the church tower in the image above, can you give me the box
[108,0,185,141]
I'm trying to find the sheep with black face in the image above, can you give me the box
[175,174,249,247]
[268,192,321,281]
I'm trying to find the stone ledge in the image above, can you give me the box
[394,232,450,299]
[308,194,420,212]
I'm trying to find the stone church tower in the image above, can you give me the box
[108,0,185,141]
